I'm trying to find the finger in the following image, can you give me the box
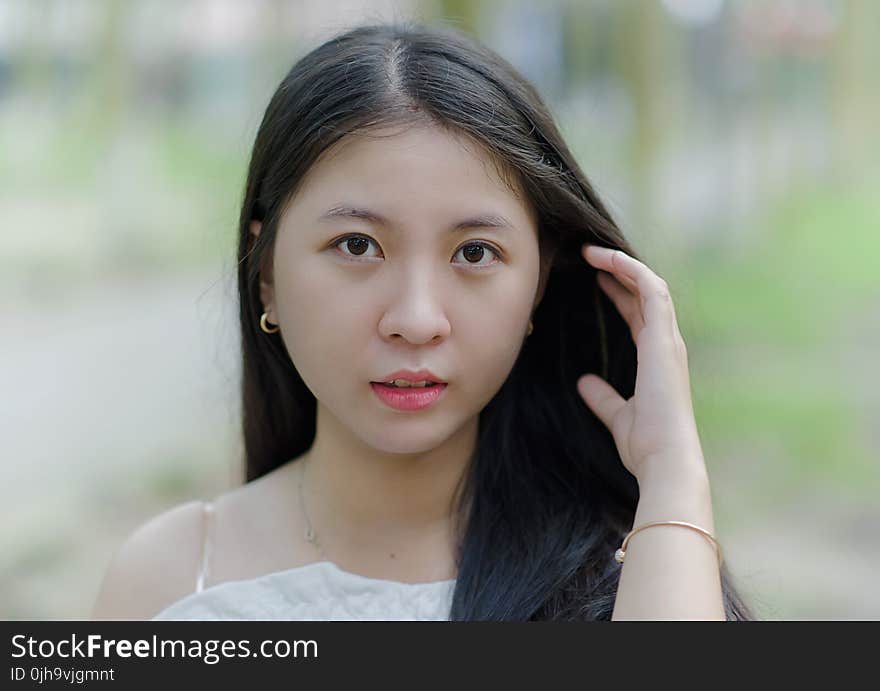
[596,271,645,338]
[583,245,676,333]
[584,245,639,293]
[607,269,639,295]
[593,255,638,294]
[577,373,626,431]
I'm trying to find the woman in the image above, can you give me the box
[93,20,754,621]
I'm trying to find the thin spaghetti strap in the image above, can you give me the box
[195,501,215,593]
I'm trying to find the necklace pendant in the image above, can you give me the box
[305,526,316,543]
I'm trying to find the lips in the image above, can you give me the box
[370,381,448,411]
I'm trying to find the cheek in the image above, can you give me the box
[274,265,365,394]
[454,276,535,399]
[277,256,363,332]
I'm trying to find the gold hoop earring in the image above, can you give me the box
[260,312,280,334]
[527,319,534,336]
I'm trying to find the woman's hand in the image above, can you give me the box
[577,244,708,489]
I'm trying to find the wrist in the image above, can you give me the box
[637,451,710,494]
[634,456,714,532]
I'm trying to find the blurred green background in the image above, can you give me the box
[1,0,878,620]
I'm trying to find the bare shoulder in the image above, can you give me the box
[91,500,207,621]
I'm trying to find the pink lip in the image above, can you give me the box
[370,382,448,411]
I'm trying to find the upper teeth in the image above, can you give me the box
[386,379,433,387]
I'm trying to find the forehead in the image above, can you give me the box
[285,123,534,228]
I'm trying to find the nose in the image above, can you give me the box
[378,267,452,344]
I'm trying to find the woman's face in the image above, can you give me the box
[253,122,542,454]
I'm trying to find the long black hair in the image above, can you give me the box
[236,20,754,620]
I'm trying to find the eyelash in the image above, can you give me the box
[330,233,503,269]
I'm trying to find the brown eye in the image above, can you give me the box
[345,237,370,255]
[333,234,381,259]
[453,242,501,268]
[462,245,485,263]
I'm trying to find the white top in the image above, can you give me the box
[150,501,457,621]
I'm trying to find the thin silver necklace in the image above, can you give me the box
[297,459,327,560]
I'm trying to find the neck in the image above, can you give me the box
[291,402,476,571]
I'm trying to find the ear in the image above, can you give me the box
[249,220,275,317]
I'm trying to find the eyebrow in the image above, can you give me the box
[318,204,515,232]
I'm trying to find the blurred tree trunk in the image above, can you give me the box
[831,0,879,175]
[612,0,684,240]
[86,0,129,132]
[258,0,295,84]
[436,0,482,34]
[19,0,51,98]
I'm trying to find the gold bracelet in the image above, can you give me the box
[614,520,723,566]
